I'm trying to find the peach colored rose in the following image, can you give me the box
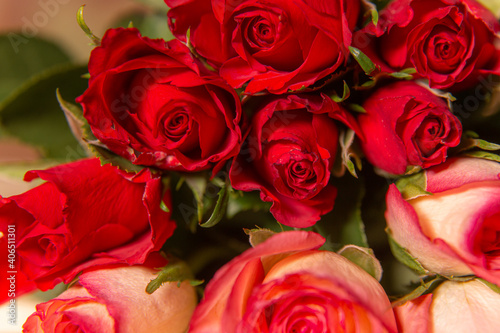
[23,264,197,333]
[189,231,397,332]
[394,279,500,333]
[386,157,500,284]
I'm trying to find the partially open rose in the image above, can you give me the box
[166,0,361,94]
[77,28,242,172]
[189,231,397,332]
[230,94,347,227]
[0,158,175,290]
[358,81,462,175]
[394,279,500,333]
[376,0,500,90]
[23,264,197,333]
[386,157,500,285]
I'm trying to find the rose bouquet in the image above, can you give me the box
[1,0,500,332]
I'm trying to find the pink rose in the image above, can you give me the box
[23,264,197,333]
[394,279,500,332]
[358,81,462,175]
[386,157,500,285]
[189,231,397,332]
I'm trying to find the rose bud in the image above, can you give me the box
[23,264,197,333]
[0,158,175,291]
[386,157,500,285]
[358,81,462,175]
[77,28,243,172]
[394,279,500,333]
[376,0,500,90]
[230,94,349,228]
[189,231,397,332]
[166,0,361,94]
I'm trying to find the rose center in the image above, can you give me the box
[415,116,445,157]
[162,110,191,141]
[38,235,69,265]
[251,17,275,47]
[424,23,465,73]
[479,212,500,258]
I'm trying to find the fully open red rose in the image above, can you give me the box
[166,0,360,94]
[77,28,242,172]
[358,81,462,175]
[376,0,500,90]
[0,158,175,290]
[230,94,349,227]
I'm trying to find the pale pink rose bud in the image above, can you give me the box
[394,279,500,333]
[386,157,500,285]
[22,265,197,333]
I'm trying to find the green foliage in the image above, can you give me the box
[0,35,70,102]
[386,230,427,275]
[338,245,382,280]
[0,65,89,160]
[395,171,431,199]
[146,258,203,294]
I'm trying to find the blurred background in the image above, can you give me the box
[0,0,500,331]
[0,1,170,331]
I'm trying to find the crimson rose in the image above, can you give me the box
[0,158,175,290]
[77,28,242,172]
[166,0,361,94]
[230,94,348,227]
[376,0,500,90]
[358,82,462,175]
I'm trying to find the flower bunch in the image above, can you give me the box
[0,0,500,332]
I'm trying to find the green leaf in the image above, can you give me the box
[0,64,89,160]
[146,259,203,294]
[462,150,500,163]
[200,179,230,228]
[347,103,367,113]
[244,228,276,248]
[477,278,500,294]
[0,35,71,102]
[349,46,378,76]
[338,129,363,178]
[227,190,271,219]
[338,245,382,280]
[386,229,428,275]
[391,275,443,307]
[77,5,101,46]
[339,180,368,248]
[331,81,350,103]
[395,171,431,200]
[182,173,208,223]
[56,89,92,156]
[361,0,379,27]
[389,71,414,79]
[89,144,145,173]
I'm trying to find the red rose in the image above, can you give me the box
[358,81,462,175]
[77,28,243,172]
[230,94,348,227]
[166,0,360,94]
[0,158,175,290]
[376,0,500,90]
